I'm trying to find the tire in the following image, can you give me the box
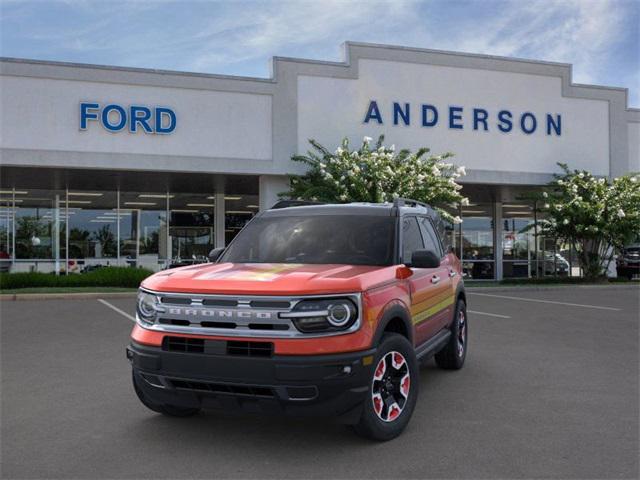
[435,299,467,370]
[352,333,419,441]
[132,371,200,417]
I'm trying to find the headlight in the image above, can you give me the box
[136,290,159,325]
[281,298,358,333]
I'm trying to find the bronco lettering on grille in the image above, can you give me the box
[166,307,273,320]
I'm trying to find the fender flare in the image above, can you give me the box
[371,301,414,347]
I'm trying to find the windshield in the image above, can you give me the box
[220,215,396,266]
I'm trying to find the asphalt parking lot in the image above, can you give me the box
[1,285,638,479]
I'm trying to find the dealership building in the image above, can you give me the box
[1,42,638,279]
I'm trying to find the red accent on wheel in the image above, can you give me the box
[388,403,401,421]
[373,394,383,415]
[400,374,410,397]
[393,352,405,368]
[374,358,386,380]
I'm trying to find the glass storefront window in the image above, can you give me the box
[169,193,215,267]
[0,192,15,272]
[502,203,535,278]
[461,203,495,279]
[225,194,259,245]
[12,189,66,272]
[120,192,169,270]
[66,191,118,272]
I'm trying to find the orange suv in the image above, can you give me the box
[127,199,467,440]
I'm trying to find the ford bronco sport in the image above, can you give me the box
[127,198,467,440]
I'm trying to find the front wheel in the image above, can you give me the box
[352,333,419,441]
[435,299,467,370]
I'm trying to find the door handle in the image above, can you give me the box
[431,275,440,284]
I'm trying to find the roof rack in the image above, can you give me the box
[392,198,431,209]
[270,199,325,209]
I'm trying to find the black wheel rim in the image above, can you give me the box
[457,309,466,357]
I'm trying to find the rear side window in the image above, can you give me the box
[402,217,424,264]
[419,217,443,258]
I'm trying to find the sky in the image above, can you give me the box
[1,0,638,106]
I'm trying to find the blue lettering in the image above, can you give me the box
[363,100,383,124]
[421,104,438,127]
[130,105,153,133]
[520,112,537,134]
[546,114,561,136]
[497,110,513,132]
[449,106,463,129]
[80,102,99,130]
[393,102,410,126]
[155,107,176,134]
[473,108,489,131]
[101,104,127,132]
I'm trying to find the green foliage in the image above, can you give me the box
[283,135,468,223]
[0,267,153,290]
[535,163,640,279]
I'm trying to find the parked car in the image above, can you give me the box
[127,199,467,441]
[617,244,640,280]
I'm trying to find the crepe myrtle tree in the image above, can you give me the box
[535,163,640,279]
[282,135,468,224]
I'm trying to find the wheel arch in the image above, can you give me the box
[372,302,414,347]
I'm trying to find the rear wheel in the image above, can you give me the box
[132,371,200,417]
[352,333,419,441]
[435,299,467,370]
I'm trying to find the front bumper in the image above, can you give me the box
[127,341,376,423]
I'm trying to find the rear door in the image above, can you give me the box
[401,216,449,346]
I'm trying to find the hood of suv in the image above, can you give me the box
[141,262,397,295]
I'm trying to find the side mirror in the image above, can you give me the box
[208,247,225,263]
[409,249,441,269]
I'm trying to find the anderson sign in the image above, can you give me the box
[363,100,562,136]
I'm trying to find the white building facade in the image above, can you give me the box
[1,42,638,279]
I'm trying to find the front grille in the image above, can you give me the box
[169,378,274,397]
[227,340,273,357]
[162,336,273,357]
[163,336,204,353]
[145,291,361,339]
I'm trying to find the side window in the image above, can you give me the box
[419,217,443,258]
[402,217,424,264]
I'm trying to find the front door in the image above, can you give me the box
[401,216,451,346]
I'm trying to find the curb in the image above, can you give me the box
[0,292,137,301]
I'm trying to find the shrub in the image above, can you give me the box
[283,135,468,224]
[0,267,154,290]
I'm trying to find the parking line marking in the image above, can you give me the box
[468,310,511,319]
[468,293,621,311]
[98,299,136,322]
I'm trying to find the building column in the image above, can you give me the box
[495,201,503,281]
[259,175,290,211]
[215,193,225,248]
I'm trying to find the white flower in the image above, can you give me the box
[542,191,548,198]
[578,172,584,178]
[557,180,564,185]
[544,203,550,209]
[390,144,395,152]
[631,176,638,183]
[335,147,343,155]
[339,194,347,201]
[363,136,372,144]
[460,197,470,206]
[617,209,625,218]
[563,219,569,225]
[453,216,462,224]
[456,166,466,176]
